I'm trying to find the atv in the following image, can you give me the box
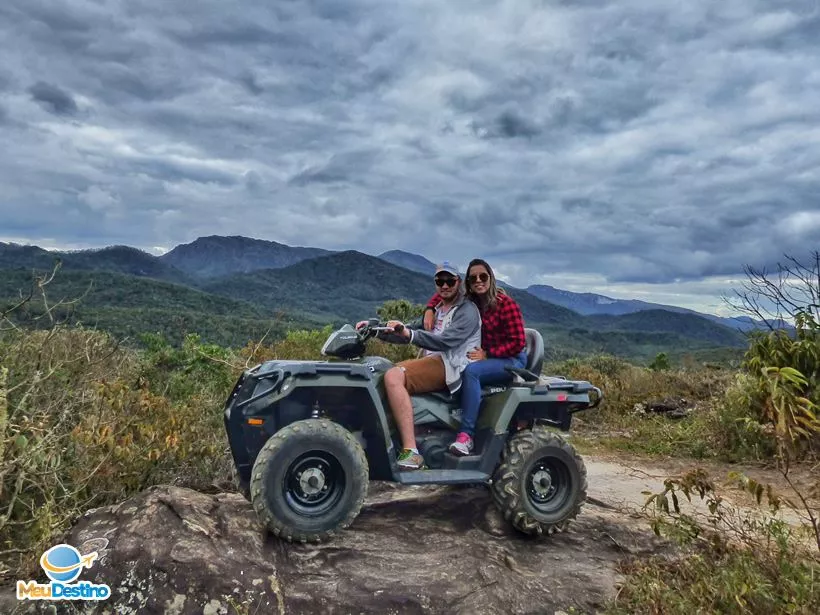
[224,320,602,542]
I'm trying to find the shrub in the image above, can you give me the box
[377,299,425,324]
[609,313,820,614]
[708,374,778,462]
[648,352,670,371]
[610,467,820,614]
[0,326,235,581]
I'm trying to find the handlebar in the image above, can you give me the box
[356,322,405,337]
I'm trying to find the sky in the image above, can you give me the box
[1,0,819,316]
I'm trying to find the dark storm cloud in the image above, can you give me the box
[27,81,78,116]
[1,0,819,312]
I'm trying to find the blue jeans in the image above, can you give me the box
[459,350,528,436]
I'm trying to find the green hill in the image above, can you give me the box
[0,270,318,347]
[0,243,189,284]
[159,235,332,278]
[200,250,438,323]
[201,250,585,327]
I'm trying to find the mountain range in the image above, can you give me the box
[0,235,758,362]
[374,248,766,332]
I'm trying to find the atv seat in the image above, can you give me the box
[425,386,507,405]
[422,330,544,404]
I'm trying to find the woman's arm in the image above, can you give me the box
[423,293,442,330]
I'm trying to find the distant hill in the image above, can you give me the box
[377,250,437,275]
[527,284,653,316]
[159,235,332,278]
[586,309,747,347]
[526,283,772,332]
[0,243,189,284]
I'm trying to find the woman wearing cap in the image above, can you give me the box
[423,258,528,455]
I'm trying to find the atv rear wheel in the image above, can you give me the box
[491,427,587,536]
[250,418,368,542]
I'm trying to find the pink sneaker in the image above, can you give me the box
[449,432,474,456]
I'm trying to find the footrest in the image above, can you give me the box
[442,451,482,470]
[397,470,489,485]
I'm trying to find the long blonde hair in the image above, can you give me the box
[466,258,506,312]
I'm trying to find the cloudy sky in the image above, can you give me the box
[1,0,819,315]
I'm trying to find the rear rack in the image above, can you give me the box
[505,368,603,409]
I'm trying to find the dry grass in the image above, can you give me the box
[0,321,419,581]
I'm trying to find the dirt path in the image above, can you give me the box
[583,451,817,527]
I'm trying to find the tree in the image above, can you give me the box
[376,299,424,323]
[648,352,670,371]
[725,251,820,330]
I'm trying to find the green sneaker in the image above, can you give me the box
[397,449,424,470]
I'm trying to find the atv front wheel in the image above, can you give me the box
[491,427,587,536]
[230,463,251,502]
[250,419,368,542]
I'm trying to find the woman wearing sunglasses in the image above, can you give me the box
[423,258,528,456]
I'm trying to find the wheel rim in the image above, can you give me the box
[283,452,345,517]
[526,456,571,514]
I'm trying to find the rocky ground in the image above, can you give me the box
[3,454,809,615]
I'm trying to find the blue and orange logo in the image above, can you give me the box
[17,543,111,601]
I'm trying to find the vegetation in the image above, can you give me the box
[604,255,820,615]
[609,463,820,614]
[539,325,744,366]
[561,310,819,465]
[0,268,321,348]
[0,274,420,581]
[610,528,819,614]
[0,324,237,581]
[726,250,820,328]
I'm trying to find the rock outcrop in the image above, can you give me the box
[6,482,664,614]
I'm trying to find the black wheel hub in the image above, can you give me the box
[526,457,571,513]
[284,452,345,517]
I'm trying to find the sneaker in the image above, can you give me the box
[397,449,424,470]
[449,432,474,456]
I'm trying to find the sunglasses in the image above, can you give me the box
[434,276,458,288]
[468,273,490,284]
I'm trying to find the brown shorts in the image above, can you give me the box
[396,355,446,395]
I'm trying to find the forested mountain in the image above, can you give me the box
[0,236,749,360]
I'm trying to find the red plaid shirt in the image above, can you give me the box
[426,292,526,358]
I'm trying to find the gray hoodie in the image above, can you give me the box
[385,293,482,393]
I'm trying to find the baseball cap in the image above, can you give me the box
[435,261,460,277]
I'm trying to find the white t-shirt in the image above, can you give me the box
[422,303,453,357]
